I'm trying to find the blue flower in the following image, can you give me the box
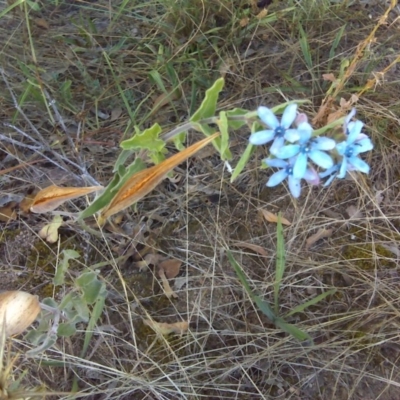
[320,117,373,185]
[273,122,336,179]
[336,120,373,177]
[249,104,300,154]
[265,157,320,198]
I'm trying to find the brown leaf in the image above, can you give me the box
[0,203,17,223]
[143,319,189,335]
[34,18,49,29]
[322,73,336,83]
[100,132,220,223]
[231,241,268,256]
[158,268,178,299]
[159,258,182,279]
[260,209,291,226]
[110,106,123,122]
[31,185,103,213]
[305,228,333,250]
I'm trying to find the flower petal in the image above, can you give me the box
[338,158,348,179]
[281,104,297,128]
[265,158,288,168]
[296,122,313,142]
[293,153,308,179]
[274,144,300,159]
[353,138,373,154]
[288,175,301,198]
[336,141,347,156]
[347,120,364,144]
[249,129,275,145]
[267,169,288,187]
[309,150,334,169]
[304,168,320,185]
[284,128,301,143]
[312,137,336,151]
[348,156,370,174]
[270,136,285,155]
[258,106,279,129]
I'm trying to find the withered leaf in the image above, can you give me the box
[231,241,268,256]
[159,258,182,279]
[38,215,63,243]
[31,185,103,213]
[305,228,333,250]
[0,203,17,223]
[260,209,291,226]
[100,132,220,222]
[143,319,189,335]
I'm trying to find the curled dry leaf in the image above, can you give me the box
[159,258,182,279]
[260,209,291,226]
[305,228,333,250]
[143,319,189,335]
[231,241,268,256]
[346,205,363,219]
[100,132,220,223]
[31,185,103,213]
[0,291,41,337]
[38,215,63,243]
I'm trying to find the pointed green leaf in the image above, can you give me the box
[226,108,249,130]
[275,317,312,344]
[230,142,255,183]
[190,78,224,122]
[274,214,286,313]
[54,250,80,286]
[76,271,103,305]
[57,323,77,337]
[284,289,336,318]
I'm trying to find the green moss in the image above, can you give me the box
[341,226,396,270]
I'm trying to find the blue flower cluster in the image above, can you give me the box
[249,104,373,198]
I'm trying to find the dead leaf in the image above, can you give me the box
[256,9,268,19]
[34,18,49,29]
[158,268,178,299]
[260,209,291,226]
[38,215,63,243]
[305,228,333,250]
[110,106,123,122]
[159,258,182,279]
[100,132,220,223]
[346,205,362,219]
[239,17,249,27]
[231,241,268,256]
[31,185,103,213]
[143,319,189,335]
[20,190,38,213]
[0,203,17,223]
[322,73,336,83]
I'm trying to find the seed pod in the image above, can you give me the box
[0,291,41,337]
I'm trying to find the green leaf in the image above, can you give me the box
[120,123,165,152]
[190,78,224,122]
[54,250,80,286]
[227,250,276,323]
[226,108,249,130]
[275,317,312,344]
[76,271,103,305]
[217,111,229,160]
[284,289,336,318]
[230,142,255,183]
[58,323,77,337]
[274,214,286,313]
[80,294,106,358]
[72,296,90,321]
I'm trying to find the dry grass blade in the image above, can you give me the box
[100,132,220,221]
